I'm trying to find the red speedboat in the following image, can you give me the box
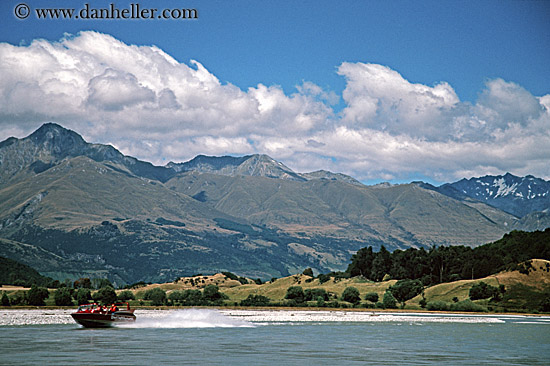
[71,302,136,328]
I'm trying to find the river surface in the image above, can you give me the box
[1,309,549,365]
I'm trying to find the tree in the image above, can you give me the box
[181,289,203,306]
[73,278,92,289]
[305,288,329,301]
[469,282,499,300]
[341,287,361,305]
[94,286,118,305]
[118,290,135,302]
[371,246,392,281]
[389,279,423,308]
[302,268,314,277]
[27,285,50,306]
[382,290,397,309]
[75,288,92,305]
[54,287,73,306]
[364,292,379,303]
[240,294,271,306]
[168,290,185,303]
[1,292,10,306]
[203,285,226,304]
[143,288,166,306]
[285,286,305,304]
[347,246,375,278]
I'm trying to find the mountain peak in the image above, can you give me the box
[27,123,87,158]
[442,173,550,218]
[168,153,306,181]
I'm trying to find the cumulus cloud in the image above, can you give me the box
[0,31,548,183]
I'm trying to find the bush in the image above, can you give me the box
[222,272,238,281]
[117,290,135,302]
[1,292,10,306]
[469,282,500,300]
[54,287,73,306]
[389,279,423,307]
[73,278,92,289]
[450,299,487,312]
[240,294,271,306]
[315,297,326,307]
[317,274,330,284]
[382,291,398,309]
[285,286,305,304]
[341,287,361,305]
[168,290,185,303]
[364,292,379,303]
[180,289,207,306]
[426,301,449,311]
[302,268,314,277]
[203,285,227,304]
[94,286,118,305]
[75,288,92,305]
[304,288,329,301]
[27,285,49,306]
[143,288,166,306]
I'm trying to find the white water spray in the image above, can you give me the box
[118,309,255,328]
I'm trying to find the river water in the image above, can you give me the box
[1,309,549,365]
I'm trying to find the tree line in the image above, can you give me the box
[345,229,550,285]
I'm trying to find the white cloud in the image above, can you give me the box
[337,62,460,140]
[0,31,548,183]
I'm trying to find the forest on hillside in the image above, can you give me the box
[344,229,550,285]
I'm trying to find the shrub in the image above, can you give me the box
[469,282,499,300]
[285,286,305,304]
[426,301,449,311]
[54,287,73,306]
[364,292,379,303]
[341,287,361,305]
[304,288,329,301]
[450,299,487,312]
[1,292,10,306]
[143,288,166,306]
[389,279,423,307]
[27,285,49,306]
[75,288,92,305]
[317,274,330,284]
[315,297,326,307]
[181,289,204,306]
[94,286,118,305]
[203,285,227,304]
[240,294,271,306]
[117,290,135,302]
[382,291,398,309]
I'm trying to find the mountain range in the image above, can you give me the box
[0,123,548,285]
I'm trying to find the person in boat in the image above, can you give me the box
[110,304,119,313]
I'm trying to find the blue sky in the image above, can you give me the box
[0,0,549,184]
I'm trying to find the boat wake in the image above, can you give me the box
[118,309,255,328]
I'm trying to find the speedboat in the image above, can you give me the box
[71,302,136,328]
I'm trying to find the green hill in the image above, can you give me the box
[0,255,53,287]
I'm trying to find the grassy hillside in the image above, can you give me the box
[129,260,549,313]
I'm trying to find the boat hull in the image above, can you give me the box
[71,311,136,328]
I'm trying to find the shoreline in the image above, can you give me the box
[1,305,547,317]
